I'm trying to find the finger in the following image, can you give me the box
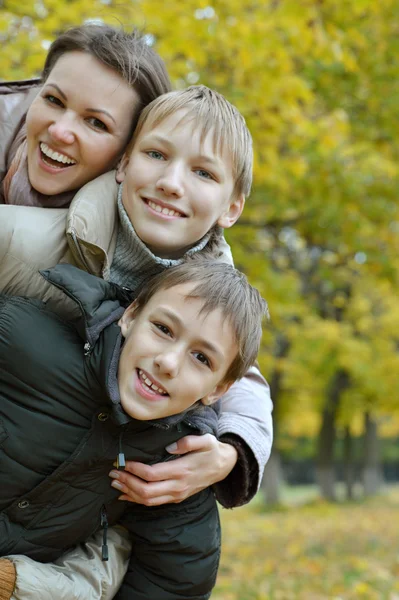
[166,433,216,455]
[111,472,181,499]
[121,461,183,482]
[118,493,178,506]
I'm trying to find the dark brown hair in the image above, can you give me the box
[42,24,172,134]
[134,259,268,383]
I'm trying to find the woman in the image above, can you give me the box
[0,23,272,600]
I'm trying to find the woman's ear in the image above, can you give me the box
[118,301,139,337]
[217,194,245,229]
[115,152,129,183]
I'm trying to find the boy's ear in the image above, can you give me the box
[115,152,129,183]
[217,193,245,229]
[200,380,233,407]
[118,300,138,337]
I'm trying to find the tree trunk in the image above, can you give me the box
[316,370,350,502]
[343,426,354,500]
[363,412,383,496]
[261,333,290,505]
[262,447,283,505]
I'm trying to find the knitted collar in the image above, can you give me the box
[109,183,211,291]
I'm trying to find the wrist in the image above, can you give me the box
[217,440,238,481]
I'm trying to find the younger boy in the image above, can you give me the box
[0,260,267,599]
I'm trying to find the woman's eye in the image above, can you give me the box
[195,168,214,180]
[44,94,63,107]
[154,323,171,336]
[193,352,211,367]
[147,150,165,160]
[86,117,108,131]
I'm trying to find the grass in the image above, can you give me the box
[213,486,399,599]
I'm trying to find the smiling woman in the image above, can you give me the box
[0,23,171,206]
[25,51,139,196]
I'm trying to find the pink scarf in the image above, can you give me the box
[2,125,75,208]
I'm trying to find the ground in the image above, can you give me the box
[213,485,399,600]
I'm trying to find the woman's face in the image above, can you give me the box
[26,51,139,196]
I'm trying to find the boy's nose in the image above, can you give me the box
[48,113,76,145]
[154,349,181,378]
[156,163,184,198]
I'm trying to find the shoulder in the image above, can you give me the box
[0,204,79,316]
[0,80,41,182]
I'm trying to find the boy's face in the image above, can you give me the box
[116,109,245,258]
[117,283,237,421]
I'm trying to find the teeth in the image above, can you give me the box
[148,200,181,217]
[139,369,167,395]
[40,143,76,165]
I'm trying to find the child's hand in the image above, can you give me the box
[109,434,238,506]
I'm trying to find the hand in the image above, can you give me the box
[109,434,238,506]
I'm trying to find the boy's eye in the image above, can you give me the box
[154,322,171,336]
[194,168,214,181]
[86,117,108,132]
[44,94,64,107]
[193,351,211,367]
[147,150,165,160]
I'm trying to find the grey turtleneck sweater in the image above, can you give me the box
[109,185,211,293]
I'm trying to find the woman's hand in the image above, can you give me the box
[109,434,238,506]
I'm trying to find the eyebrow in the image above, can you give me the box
[44,83,116,124]
[145,134,223,168]
[159,307,224,360]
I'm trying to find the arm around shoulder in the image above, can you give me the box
[214,365,273,507]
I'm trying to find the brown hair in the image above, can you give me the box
[134,259,268,383]
[42,24,172,135]
[126,85,253,199]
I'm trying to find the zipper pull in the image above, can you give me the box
[101,506,109,561]
[83,341,91,356]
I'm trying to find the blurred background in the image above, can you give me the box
[1,1,398,597]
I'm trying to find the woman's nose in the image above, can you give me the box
[48,113,76,145]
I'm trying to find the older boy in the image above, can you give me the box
[0,260,267,599]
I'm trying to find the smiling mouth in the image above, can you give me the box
[40,142,76,169]
[145,198,186,218]
[138,369,168,396]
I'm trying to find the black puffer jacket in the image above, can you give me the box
[0,265,221,599]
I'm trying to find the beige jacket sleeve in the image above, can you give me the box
[0,205,79,317]
[9,526,131,600]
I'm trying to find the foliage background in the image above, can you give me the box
[1,0,399,596]
[2,0,398,485]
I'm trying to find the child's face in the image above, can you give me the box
[117,283,237,420]
[116,109,245,258]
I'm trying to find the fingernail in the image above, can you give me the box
[166,442,178,453]
[109,470,120,479]
[111,480,123,491]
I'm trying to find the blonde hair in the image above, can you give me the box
[127,85,253,199]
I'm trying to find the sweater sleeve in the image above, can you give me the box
[213,365,273,507]
[116,489,220,600]
[8,526,131,600]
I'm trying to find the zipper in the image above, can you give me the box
[68,228,92,273]
[100,505,109,561]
